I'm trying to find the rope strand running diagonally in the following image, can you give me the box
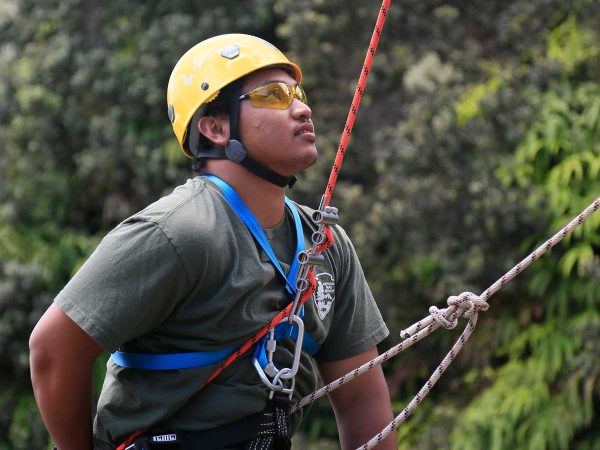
[287,0,392,320]
[291,196,600,449]
[323,0,391,207]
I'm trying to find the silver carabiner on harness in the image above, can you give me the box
[253,314,305,399]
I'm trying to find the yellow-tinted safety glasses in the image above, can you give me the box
[239,82,308,109]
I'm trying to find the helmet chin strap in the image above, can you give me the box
[193,141,296,188]
[224,140,297,188]
[190,79,297,188]
[225,79,296,188]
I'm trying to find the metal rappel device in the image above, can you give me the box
[253,195,340,398]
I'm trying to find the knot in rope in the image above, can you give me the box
[448,291,489,317]
[428,292,488,330]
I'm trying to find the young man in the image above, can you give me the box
[30,34,396,450]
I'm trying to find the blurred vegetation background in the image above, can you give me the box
[1,0,599,449]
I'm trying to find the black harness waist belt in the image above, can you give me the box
[124,395,291,450]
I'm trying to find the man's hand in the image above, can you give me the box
[318,347,396,449]
[30,304,103,450]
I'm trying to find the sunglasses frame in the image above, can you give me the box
[239,81,308,109]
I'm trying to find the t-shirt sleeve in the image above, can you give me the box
[54,218,192,352]
[315,227,389,361]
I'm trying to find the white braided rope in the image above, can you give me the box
[291,196,600,449]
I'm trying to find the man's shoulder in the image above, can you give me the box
[112,177,230,250]
[132,177,215,225]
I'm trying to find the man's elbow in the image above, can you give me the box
[29,324,54,384]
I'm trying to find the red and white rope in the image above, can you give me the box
[200,0,391,391]
[323,0,391,206]
[292,196,600,449]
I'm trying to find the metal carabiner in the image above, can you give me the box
[278,314,304,380]
[253,314,305,399]
[253,358,288,392]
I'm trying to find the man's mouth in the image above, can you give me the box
[295,123,316,141]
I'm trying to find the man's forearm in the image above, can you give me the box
[334,385,396,450]
[319,348,397,450]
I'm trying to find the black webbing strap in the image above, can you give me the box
[244,394,291,450]
[238,154,297,188]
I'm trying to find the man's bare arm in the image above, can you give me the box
[318,346,396,450]
[30,304,103,450]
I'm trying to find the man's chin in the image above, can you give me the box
[296,150,319,172]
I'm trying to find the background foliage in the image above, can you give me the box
[1,0,599,448]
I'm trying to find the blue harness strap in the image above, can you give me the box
[112,175,320,371]
[204,175,302,296]
[205,175,320,366]
[112,346,238,370]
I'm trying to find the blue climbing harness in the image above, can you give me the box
[112,174,319,372]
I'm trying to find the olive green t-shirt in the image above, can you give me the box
[55,176,388,450]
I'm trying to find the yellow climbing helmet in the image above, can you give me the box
[167,34,302,158]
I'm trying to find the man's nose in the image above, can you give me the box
[291,98,312,121]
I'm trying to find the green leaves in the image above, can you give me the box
[559,243,594,277]
[547,16,599,75]
[454,314,598,450]
[449,16,600,450]
[455,71,502,126]
[1,1,600,449]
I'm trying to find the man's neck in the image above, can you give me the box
[203,161,287,229]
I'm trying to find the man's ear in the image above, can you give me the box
[197,115,230,147]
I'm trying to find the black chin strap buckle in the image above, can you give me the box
[224,140,247,163]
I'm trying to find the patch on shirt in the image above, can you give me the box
[313,272,335,320]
